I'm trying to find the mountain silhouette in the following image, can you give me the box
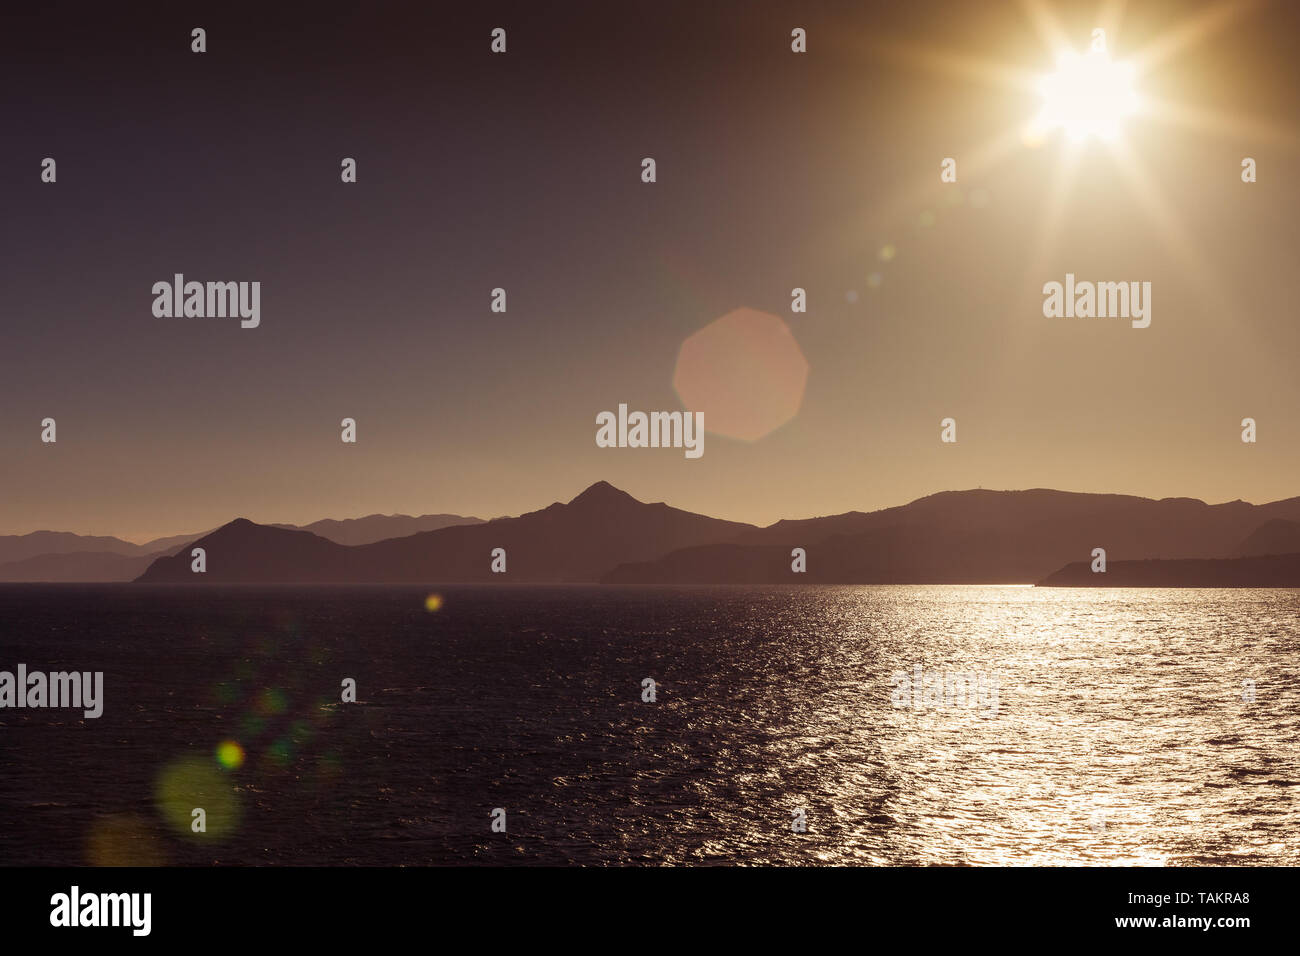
[1037,552,1300,587]
[15,482,1297,586]
[136,519,353,583]
[603,489,1300,584]
[0,531,145,564]
[0,512,481,582]
[0,550,167,583]
[135,482,754,583]
[0,531,193,582]
[1232,518,1300,558]
[270,512,483,546]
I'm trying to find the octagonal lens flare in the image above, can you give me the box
[673,307,809,442]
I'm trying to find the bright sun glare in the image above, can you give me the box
[864,0,1278,322]
[1033,49,1140,142]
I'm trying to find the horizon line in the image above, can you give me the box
[3,480,1295,546]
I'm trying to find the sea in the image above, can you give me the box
[0,584,1296,866]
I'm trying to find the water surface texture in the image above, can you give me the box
[0,585,1295,865]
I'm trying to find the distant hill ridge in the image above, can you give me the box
[269,513,484,546]
[1037,553,1300,588]
[605,487,1300,585]
[127,482,1300,587]
[0,512,482,582]
[7,483,1300,585]
[136,481,752,583]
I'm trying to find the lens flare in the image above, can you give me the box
[215,739,245,770]
[155,756,241,839]
[672,307,809,442]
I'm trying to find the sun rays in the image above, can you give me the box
[830,0,1288,314]
[1010,0,1273,315]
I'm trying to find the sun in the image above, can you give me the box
[1032,48,1140,142]
[821,0,1279,324]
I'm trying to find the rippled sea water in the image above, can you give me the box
[1,584,1296,865]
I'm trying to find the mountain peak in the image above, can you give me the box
[567,481,641,508]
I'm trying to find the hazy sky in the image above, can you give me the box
[3,0,1298,540]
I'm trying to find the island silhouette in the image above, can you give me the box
[94,481,1300,586]
[6,481,1300,586]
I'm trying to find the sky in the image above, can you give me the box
[2,0,1298,541]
